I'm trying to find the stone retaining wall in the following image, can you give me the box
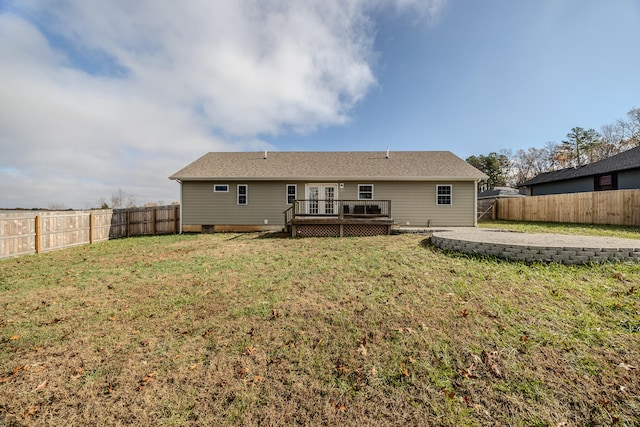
[431,235,640,265]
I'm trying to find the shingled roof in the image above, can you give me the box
[521,146,640,186]
[169,151,488,181]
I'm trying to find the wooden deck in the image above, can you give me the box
[284,199,394,237]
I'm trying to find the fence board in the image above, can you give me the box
[496,190,640,226]
[0,213,36,257]
[0,205,180,259]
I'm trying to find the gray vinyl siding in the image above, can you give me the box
[182,181,305,226]
[619,170,640,189]
[182,180,478,227]
[530,177,593,196]
[337,180,476,226]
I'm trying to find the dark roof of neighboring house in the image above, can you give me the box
[478,187,525,199]
[521,146,640,186]
[169,151,488,181]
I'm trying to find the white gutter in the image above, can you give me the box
[176,179,183,234]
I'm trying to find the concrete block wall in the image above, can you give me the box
[431,235,640,265]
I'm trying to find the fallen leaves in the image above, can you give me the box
[459,354,481,379]
[481,350,503,378]
[33,379,47,392]
[334,402,347,412]
[399,363,409,378]
[24,406,38,419]
[70,367,84,380]
[357,343,367,357]
[0,366,22,383]
[137,371,156,391]
[617,362,637,371]
[335,361,350,375]
[460,351,504,379]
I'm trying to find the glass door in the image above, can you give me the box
[306,184,338,215]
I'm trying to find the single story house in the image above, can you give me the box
[520,146,640,196]
[169,151,488,236]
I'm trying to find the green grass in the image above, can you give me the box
[1,231,639,426]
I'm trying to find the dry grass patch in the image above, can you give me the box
[1,233,639,426]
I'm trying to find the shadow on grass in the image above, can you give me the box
[254,231,291,239]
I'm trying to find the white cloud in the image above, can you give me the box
[0,0,447,208]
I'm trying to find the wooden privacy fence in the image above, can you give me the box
[0,205,180,259]
[496,190,640,226]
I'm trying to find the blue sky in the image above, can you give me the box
[1,0,639,208]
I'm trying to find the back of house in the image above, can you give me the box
[169,151,488,233]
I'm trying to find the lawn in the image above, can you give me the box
[1,230,639,426]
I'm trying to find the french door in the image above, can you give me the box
[306,184,338,215]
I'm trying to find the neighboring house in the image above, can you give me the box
[521,146,640,196]
[169,151,488,235]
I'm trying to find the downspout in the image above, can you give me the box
[177,179,183,234]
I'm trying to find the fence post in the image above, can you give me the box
[126,209,130,238]
[152,207,157,235]
[173,205,179,234]
[35,215,41,254]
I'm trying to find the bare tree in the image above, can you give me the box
[96,197,110,209]
[597,123,624,158]
[47,203,67,211]
[110,188,137,209]
[622,106,640,147]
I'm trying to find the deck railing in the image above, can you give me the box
[284,199,391,222]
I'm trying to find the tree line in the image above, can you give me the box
[467,106,640,189]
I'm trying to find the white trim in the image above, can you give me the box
[237,184,248,205]
[358,184,374,200]
[436,184,452,205]
[286,184,297,205]
[214,184,229,192]
[305,183,339,196]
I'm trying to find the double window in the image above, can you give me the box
[436,185,452,205]
[358,184,373,200]
[237,184,248,205]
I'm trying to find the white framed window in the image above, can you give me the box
[358,184,373,200]
[214,184,229,192]
[286,184,297,205]
[436,185,452,205]
[237,184,248,205]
